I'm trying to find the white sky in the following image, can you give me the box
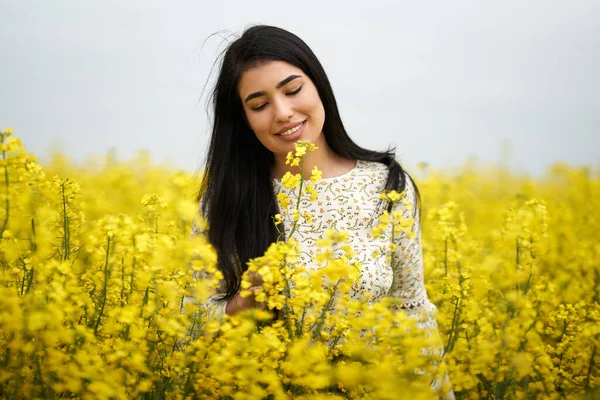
[1,0,599,175]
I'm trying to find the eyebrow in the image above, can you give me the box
[243,75,302,103]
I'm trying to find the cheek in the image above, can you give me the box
[303,89,325,117]
[306,96,325,125]
[246,111,273,137]
[244,110,262,130]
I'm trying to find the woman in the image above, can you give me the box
[194,24,453,397]
[197,24,416,314]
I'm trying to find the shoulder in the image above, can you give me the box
[401,171,418,203]
[335,160,387,195]
[358,160,389,175]
[354,160,390,186]
[357,161,417,194]
[391,171,420,221]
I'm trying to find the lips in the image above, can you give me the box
[274,120,306,142]
[275,120,306,136]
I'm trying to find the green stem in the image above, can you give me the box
[515,237,520,293]
[296,305,308,337]
[278,157,305,338]
[282,275,294,339]
[388,209,397,295]
[0,143,10,238]
[555,319,569,390]
[61,182,71,261]
[139,286,150,317]
[31,218,37,252]
[328,331,344,354]
[287,158,305,239]
[493,316,511,396]
[25,263,34,295]
[584,344,596,391]
[311,280,341,339]
[440,237,449,310]
[93,235,111,336]
[20,271,26,296]
[446,243,465,353]
[444,297,460,354]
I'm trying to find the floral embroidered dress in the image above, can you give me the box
[197,160,438,328]
[193,159,454,398]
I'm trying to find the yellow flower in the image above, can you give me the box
[1,128,598,399]
[277,192,291,209]
[281,171,301,189]
[303,211,313,224]
[381,190,403,202]
[387,190,402,202]
[310,166,323,183]
[306,184,318,201]
[285,151,294,165]
[295,146,307,158]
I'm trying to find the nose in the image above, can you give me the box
[273,97,293,122]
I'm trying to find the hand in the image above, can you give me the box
[225,271,265,315]
[247,271,264,287]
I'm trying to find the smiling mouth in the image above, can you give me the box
[276,121,306,136]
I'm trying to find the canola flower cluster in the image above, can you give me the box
[0,128,598,399]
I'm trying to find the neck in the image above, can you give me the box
[271,136,356,180]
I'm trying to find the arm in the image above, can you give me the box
[388,175,435,323]
[390,174,455,400]
[186,214,261,320]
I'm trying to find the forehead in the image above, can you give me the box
[238,61,304,95]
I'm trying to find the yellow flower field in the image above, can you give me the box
[0,128,598,399]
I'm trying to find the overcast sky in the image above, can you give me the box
[1,0,599,176]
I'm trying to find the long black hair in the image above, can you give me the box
[199,25,418,302]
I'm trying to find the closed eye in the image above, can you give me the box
[251,103,268,112]
[250,86,303,112]
[286,86,303,96]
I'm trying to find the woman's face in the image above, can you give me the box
[238,61,326,158]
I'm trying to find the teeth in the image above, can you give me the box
[279,122,304,136]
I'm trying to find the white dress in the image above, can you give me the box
[196,160,438,328]
[192,160,454,398]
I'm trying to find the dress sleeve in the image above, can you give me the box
[184,211,229,322]
[388,175,435,322]
[389,174,455,400]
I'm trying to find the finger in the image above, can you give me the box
[247,272,260,285]
[250,274,264,286]
[249,286,266,310]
